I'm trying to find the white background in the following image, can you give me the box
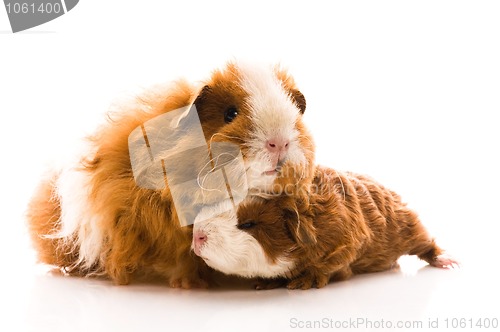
[1,1,499,331]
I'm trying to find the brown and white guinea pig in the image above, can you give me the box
[192,165,459,290]
[26,61,315,288]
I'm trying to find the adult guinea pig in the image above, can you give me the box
[26,61,315,288]
[192,165,458,289]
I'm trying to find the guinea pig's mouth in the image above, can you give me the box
[263,160,285,176]
[193,248,210,262]
[192,242,211,263]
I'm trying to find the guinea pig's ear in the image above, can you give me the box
[193,85,211,108]
[289,89,306,114]
[283,206,317,247]
[273,65,306,114]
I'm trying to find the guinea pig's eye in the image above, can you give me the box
[224,107,238,123]
[237,220,256,230]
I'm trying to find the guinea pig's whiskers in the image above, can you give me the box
[293,205,301,232]
[196,155,218,191]
[196,152,240,193]
[300,164,307,181]
[333,169,346,201]
[209,133,245,147]
[248,190,275,200]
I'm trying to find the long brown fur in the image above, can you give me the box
[236,166,454,290]
[26,62,314,287]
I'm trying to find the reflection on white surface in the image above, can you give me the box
[1,249,497,332]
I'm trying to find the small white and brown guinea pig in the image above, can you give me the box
[26,61,315,288]
[193,165,459,290]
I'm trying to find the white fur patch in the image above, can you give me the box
[53,146,104,270]
[193,200,295,278]
[236,62,308,190]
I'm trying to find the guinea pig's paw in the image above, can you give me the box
[254,278,287,290]
[330,267,353,282]
[287,272,329,290]
[431,253,460,269]
[168,276,208,289]
[287,276,314,290]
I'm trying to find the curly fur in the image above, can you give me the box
[194,166,458,289]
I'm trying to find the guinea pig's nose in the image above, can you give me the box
[194,231,208,247]
[266,137,290,154]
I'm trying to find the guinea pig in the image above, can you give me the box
[26,61,315,288]
[192,165,459,289]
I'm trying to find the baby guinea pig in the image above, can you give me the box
[192,165,459,289]
[27,61,315,288]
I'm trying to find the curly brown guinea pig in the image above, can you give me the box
[192,165,458,289]
[26,61,315,288]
